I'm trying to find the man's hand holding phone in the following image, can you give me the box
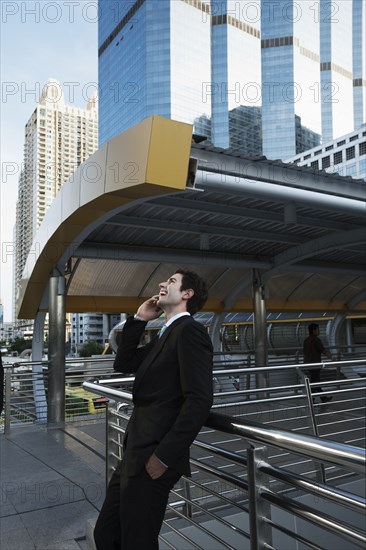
[136,295,163,321]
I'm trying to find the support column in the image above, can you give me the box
[345,318,353,354]
[47,273,66,425]
[32,311,47,423]
[103,314,111,350]
[252,269,269,389]
[210,312,226,352]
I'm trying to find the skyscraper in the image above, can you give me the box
[353,0,366,130]
[99,0,211,146]
[261,0,322,159]
[14,80,98,324]
[98,0,365,158]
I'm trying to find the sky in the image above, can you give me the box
[0,1,98,322]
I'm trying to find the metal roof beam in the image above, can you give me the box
[288,262,365,276]
[191,147,366,200]
[273,227,366,268]
[195,172,366,217]
[106,215,305,245]
[151,196,356,232]
[74,243,273,269]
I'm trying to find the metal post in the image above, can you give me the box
[247,446,272,550]
[182,479,193,518]
[210,312,226,352]
[47,273,66,425]
[4,367,12,435]
[252,270,269,392]
[105,402,110,490]
[103,314,110,350]
[345,319,353,354]
[32,311,47,423]
[304,377,326,483]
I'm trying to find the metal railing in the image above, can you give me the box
[2,357,365,445]
[83,378,366,550]
[1,358,116,433]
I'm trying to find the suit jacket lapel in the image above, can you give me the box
[133,316,191,393]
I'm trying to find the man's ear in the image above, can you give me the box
[182,288,194,301]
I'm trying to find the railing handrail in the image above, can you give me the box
[82,380,366,474]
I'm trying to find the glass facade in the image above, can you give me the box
[262,0,321,159]
[98,0,211,146]
[320,0,354,141]
[211,1,261,152]
[99,0,365,159]
[353,0,366,129]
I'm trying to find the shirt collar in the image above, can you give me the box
[165,311,190,328]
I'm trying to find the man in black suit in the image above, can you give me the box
[94,269,213,550]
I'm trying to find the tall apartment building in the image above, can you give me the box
[14,79,98,325]
[98,0,365,160]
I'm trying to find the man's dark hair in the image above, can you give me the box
[308,323,319,334]
[176,269,208,315]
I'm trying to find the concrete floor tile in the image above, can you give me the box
[21,500,96,546]
[3,478,86,514]
[38,539,82,549]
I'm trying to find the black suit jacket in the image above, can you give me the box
[113,315,213,477]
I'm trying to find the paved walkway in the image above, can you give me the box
[0,422,105,550]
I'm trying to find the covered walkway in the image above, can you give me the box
[13,115,365,425]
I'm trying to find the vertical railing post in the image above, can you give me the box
[304,377,326,483]
[182,478,193,518]
[4,367,12,435]
[105,401,110,491]
[247,445,272,550]
[252,269,269,397]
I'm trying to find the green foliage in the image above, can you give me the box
[79,341,104,357]
[10,337,32,354]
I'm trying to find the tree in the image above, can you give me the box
[10,337,32,354]
[79,341,104,357]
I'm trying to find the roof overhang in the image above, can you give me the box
[17,116,366,320]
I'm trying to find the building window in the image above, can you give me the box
[359,141,366,156]
[349,135,358,142]
[314,149,322,156]
[346,146,355,160]
[322,156,330,169]
[304,154,311,160]
[334,151,343,164]
[337,140,345,146]
[311,160,318,170]
[325,145,333,151]
[346,164,356,177]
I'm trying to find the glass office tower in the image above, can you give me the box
[98,0,211,146]
[99,0,365,159]
[353,0,366,130]
[320,0,354,142]
[210,1,262,154]
[261,0,321,159]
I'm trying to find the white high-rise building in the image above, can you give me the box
[14,79,98,325]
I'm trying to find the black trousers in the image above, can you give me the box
[94,463,181,550]
[308,369,330,401]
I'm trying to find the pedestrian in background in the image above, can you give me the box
[303,323,333,402]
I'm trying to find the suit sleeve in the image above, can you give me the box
[114,317,155,373]
[154,321,213,467]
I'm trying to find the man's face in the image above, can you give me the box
[157,273,186,309]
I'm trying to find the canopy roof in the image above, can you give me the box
[17,116,366,319]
